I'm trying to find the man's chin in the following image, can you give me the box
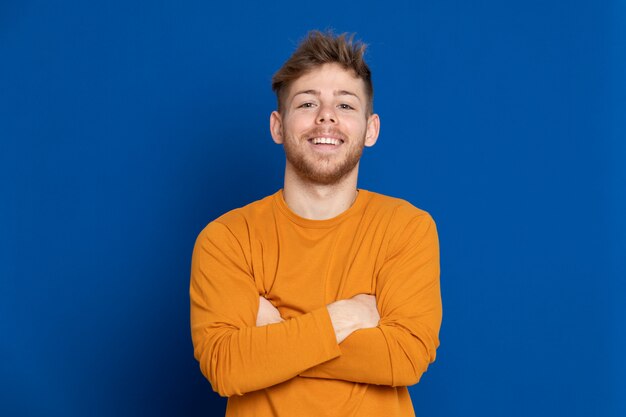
[294,164,359,186]
[284,151,362,185]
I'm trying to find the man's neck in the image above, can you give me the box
[282,167,360,221]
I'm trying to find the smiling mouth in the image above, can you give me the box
[308,137,344,146]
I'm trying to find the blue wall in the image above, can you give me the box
[1,1,624,416]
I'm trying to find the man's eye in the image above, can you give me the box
[339,104,354,110]
[298,102,315,108]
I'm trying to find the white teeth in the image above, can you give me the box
[311,137,341,145]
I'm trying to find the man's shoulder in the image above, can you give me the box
[364,190,433,223]
[201,192,278,238]
[364,191,437,251]
[216,192,277,223]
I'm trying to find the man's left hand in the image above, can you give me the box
[256,296,284,326]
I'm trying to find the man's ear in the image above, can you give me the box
[364,113,380,147]
[270,111,284,144]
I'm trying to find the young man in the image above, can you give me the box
[190,31,442,417]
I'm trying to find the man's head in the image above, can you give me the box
[272,30,374,115]
[269,31,380,186]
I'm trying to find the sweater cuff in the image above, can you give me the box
[310,306,342,360]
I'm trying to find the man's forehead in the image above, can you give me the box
[287,64,366,98]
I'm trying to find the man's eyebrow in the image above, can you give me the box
[335,90,361,101]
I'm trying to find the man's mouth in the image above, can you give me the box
[308,137,344,146]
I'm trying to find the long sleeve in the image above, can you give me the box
[190,221,341,397]
[299,213,441,386]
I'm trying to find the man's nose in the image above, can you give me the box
[316,104,337,124]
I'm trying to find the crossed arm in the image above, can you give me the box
[257,294,380,344]
[190,214,441,397]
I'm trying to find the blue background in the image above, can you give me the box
[1,1,624,416]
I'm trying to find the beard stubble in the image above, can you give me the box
[282,129,366,185]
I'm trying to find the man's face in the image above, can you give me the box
[270,63,379,185]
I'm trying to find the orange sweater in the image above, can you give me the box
[190,189,442,417]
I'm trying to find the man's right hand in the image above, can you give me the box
[327,294,380,344]
[256,296,284,327]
